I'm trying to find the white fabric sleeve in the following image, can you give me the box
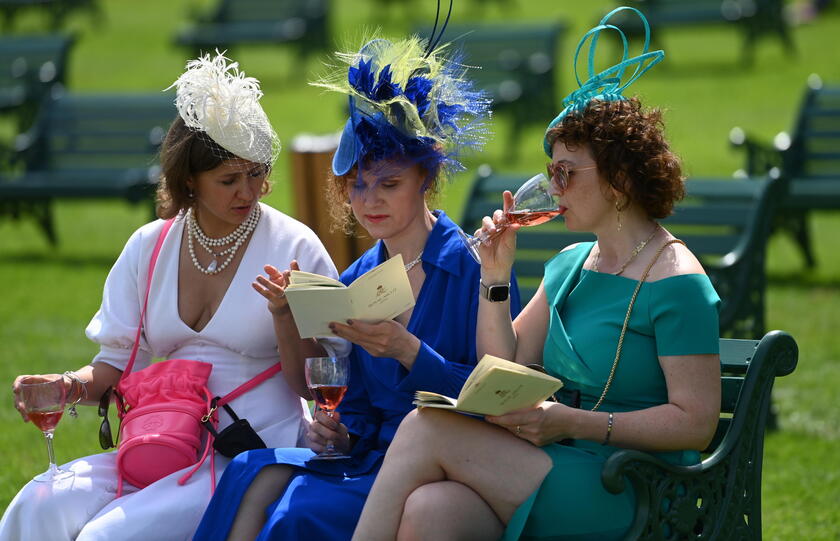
[85,227,153,372]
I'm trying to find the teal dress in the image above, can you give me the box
[503,242,720,541]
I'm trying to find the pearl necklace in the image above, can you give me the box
[186,205,261,275]
[593,224,659,276]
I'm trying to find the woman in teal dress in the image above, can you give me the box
[352,8,722,540]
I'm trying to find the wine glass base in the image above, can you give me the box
[456,228,482,264]
[33,468,74,483]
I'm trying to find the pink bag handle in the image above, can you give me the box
[120,218,283,388]
[120,218,176,381]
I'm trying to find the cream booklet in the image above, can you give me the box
[414,354,563,416]
[283,254,415,338]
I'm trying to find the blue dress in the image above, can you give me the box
[193,210,521,541]
[503,242,721,540]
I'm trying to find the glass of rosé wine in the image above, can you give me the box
[305,356,350,460]
[19,375,74,482]
[458,172,562,264]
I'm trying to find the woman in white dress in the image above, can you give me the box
[1,53,347,541]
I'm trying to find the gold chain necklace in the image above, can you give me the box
[593,224,659,276]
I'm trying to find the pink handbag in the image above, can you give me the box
[113,218,280,496]
[113,218,214,496]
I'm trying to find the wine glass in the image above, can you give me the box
[19,375,74,482]
[458,172,562,263]
[305,356,350,460]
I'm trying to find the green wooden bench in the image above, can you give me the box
[608,0,793,64]
[0,34,74,132]
[730,74,840,268]
[460,167,784,339]
[602,330,798,540]
[0,0,99,32]
[0,92,175,244]
[174,0,329,61]
[416,22,566,160]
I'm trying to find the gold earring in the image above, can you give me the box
[616,200,622,231]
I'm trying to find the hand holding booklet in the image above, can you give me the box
[413,354,563,416]
[283,254,415,338]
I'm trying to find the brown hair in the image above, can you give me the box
[155,116,272,219]
[324,161,441,235]
[545,97,684,219]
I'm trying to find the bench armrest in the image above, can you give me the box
[601,448,702,494]
[729,126,785,177]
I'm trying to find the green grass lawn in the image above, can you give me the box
[1,0,839,538]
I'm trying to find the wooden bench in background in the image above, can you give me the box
[0,92,175,245]
[174,0,329,62]
[460,167,785,339]
[0,0,99,32]
[416,22,566,160]
[602,330,798,540]
[608,0,794,64]
[731,74,840,268]
[0,34,74,133]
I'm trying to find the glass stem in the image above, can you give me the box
[44,431,58,473]
[471,220,509,246]
[324,410,336,453]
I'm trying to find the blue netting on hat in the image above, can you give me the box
[313,36,491,184]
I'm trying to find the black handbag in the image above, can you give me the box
[201,398,267,458]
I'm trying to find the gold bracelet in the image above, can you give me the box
[601,412,614,446]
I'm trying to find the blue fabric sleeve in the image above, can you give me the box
[337,350,381,443]
[395,270,522,397]
[650,274,721,356]
[396,341,476,397]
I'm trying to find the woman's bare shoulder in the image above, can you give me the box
[560,242,585,253]
[647,235,706,282]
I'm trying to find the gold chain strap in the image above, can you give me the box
[590,239,686,412]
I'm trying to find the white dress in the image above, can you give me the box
[0,203,349,541]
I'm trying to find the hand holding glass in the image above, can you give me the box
[305,356,350,460]
[19,375,74,482]
[458,172,562,263]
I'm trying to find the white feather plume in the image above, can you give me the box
[166,51,280,164]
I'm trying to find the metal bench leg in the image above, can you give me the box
[34,201,58,246]
[788,210,816,268]
[505,118,523,163]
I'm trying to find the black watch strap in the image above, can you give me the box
[480,281,510,302]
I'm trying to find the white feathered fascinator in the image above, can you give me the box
[166,52,280,166]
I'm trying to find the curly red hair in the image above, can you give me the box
[545,98,684,219]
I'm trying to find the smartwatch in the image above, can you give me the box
[480,281,510,302]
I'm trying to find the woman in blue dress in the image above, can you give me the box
[353,9,722,540]
[192,35,519,541]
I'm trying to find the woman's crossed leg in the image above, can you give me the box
[354,408,552,541]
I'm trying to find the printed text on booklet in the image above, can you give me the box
[284,255,416,338]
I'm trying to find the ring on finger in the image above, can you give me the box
[515,425,521,435]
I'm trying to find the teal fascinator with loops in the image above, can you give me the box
[543,6,664,156]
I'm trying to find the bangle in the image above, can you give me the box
[63,371,87,418]
[601,412,614,446]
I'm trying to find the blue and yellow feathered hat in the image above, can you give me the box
[544,6,664,156]
[313,35,491,181]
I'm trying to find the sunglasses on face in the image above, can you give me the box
[546,162,599,192]
[98,388,115,450]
